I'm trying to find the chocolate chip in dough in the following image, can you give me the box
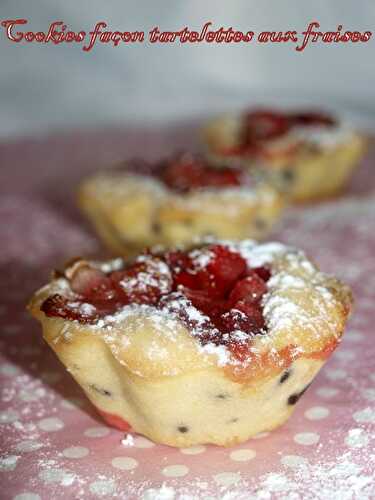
[178,425,189,433]
[280,369,292,384]
[282,168,295,183]
[215,393,230,400]
[287,382,311,406]
[151,221,161,234]
[254,218,267,231]
[90,384,112,397]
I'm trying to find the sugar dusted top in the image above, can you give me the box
[117,152,255,194]
[219,108,354,158]
[34,240,352,376]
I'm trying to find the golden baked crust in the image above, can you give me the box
[78,171,285,256]
[28,240,352,446]
[203,113,367,203]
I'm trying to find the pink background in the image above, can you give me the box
[0,126,374,499]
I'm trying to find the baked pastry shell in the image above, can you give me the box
[77,172,286,256]
[203,114,367,203]
[28,244,352,446]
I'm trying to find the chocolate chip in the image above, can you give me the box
[151,222,161,234]
[282,168,295,183]
[228,418,238,423]
[254,218,267,231]
[287,394,300,405]
[280,369,292,384]
[216,393,230,400]
[90,384,112,397]
[178,426,189,433]
[287,382,311,405]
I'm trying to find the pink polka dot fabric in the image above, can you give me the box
[0,128,374,499]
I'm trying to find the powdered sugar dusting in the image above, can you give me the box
[37,239,347,371]
[290,122,354,149]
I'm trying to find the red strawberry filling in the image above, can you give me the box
[41,245,271,360]
[223,108,336,157]
[154,153,250,193]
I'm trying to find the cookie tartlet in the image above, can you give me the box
[203,109,366,202]
[78,153,285,255]
[29,240,352,447]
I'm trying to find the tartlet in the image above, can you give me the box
[28,240,352,447]
[203,108,366,202]
[78,153,285,255]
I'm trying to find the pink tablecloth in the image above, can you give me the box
[0,126,374,499]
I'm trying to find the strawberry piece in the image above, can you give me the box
[159,153,244,193]
[229,273,267,305]
[70,265,117,303]
[252,266,271,282]
[41,294,99,323]
[244,110,290,142]
[289,111,335,127]
[165,250,198,289]
[183,288,227,318]
[196,245,247,296]
[219,309,261,334]
[96,408,131,431]
[233,301,265,330]
[111,257,172,305]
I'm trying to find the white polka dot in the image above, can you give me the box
[316,387,339,399]
[362,388,375,402]
[111,456,138,470]
[0,363,20,376]
[180,445,206,455]
[133,436,155,448]
[325,369,347,381]
[39,468,75,486]
[84,426,110,438]
[335,350,356,361]
[142,486,176,500]
[41,372,62,384]
[13,493,41,500]
[38,417,64,432]
[89,479,116,496]
[213,472,241,486]
[252,432,270,439]
[14,440,43,453]
[294,432,320,445]
[60,398,84,410]
[261,472,291,492]
[230,449,256,462]
[19,387,46,402]
[281,455,309,468]
[162,465,189,478]
[0,409,19,424]
[0,455,20,471]
[63,446,89,459]
[304,406,330,420]
[353,407,375,424]
[345,428,369,448]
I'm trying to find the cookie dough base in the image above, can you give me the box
[203,115,367,203]
[40,318,323,447]
[78,175,285,257]
[92,357,323,447]
[267,135,367,203]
